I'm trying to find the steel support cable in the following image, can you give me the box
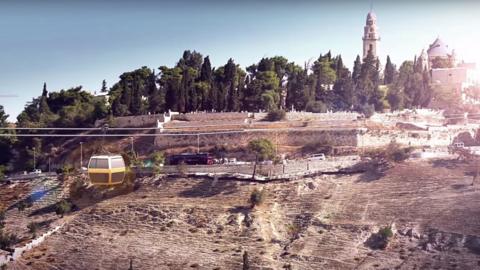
[0,127,362,137]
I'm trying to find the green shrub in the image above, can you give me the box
[27,222,40,237]
[122,151,138,167]
[0,211,5,230]
[0,230,18,250]
[55,200,72,217]
[0,165,6,183]
[379,226,393,239]
[248,139,275,161]
[177,161,187,177]
[69,178,86,199]
[17,199,32,212]
[61,165,74,175]
[301,136,333,155]
[385,141,413,162]
[286,223,301,239]
[249,188,265,208]
[150,151,165,165]
[264,109,286,122]
[106,114,117,127]
[363,141,413,163]
[150,151,165,176]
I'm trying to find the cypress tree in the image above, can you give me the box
[101,80,108,93]
[384,56,396,85]
[225,58,237,111]
[352,55,362,85]
[200,56,212,81]
[42,83,48,97]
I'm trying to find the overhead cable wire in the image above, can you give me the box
[0,127,362,137]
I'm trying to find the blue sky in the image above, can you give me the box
[1,0,480,121]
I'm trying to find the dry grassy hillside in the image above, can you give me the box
[4,159,480,269]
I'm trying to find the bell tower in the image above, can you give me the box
[362,11,380,59]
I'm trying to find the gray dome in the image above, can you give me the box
[427,38,451,58]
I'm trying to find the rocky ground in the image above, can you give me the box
[3,159,480,269]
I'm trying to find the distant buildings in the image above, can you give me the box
[418,37,477,102]
[93,91,110,107]
[361,9,478,104]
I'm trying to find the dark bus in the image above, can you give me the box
[167,153,214,165]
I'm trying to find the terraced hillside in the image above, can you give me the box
[5,160,480,269]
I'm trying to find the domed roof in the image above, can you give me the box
[366,11,377,22]
[427,37,451,58]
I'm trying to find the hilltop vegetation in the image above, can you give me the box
[0,49,460,172]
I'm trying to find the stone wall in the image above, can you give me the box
[155,126,478,150]
[358,130,450,148]
[95,114,165,128]
[154,128,360,149]
[173,112,249,122]
[359,125,478,148]
[253,111,359,122]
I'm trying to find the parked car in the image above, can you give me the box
[167,153,214,165]
[307,153,326,161]
[226,158,237,164]
[259,160,273,165]
[29,169,42,174]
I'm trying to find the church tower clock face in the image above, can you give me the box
[363,11,380,59]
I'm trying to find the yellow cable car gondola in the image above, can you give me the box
[87,155,126,185]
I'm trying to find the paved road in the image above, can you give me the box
[6,172,57,181]
[156,156,360,177]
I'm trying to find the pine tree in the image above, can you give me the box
[286,64,308,111]
[148,71,164,114]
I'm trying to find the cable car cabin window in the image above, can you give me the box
[111,158,125,168]
[89,173,109,183]
[90,159,109,169]
[111,172,125,182]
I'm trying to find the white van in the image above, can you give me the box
[307,153,326,161]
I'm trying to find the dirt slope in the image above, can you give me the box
[6,160,480,269]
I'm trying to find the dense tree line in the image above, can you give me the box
[0,106,13,178]
[11,85,108,171]
[108,50,433,117]
[2,49,441,172]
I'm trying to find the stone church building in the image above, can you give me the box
[362,10,477,103]
[418,38,477,102]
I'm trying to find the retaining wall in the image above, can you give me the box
[154,128,360,149]
[159,156,359,177]
[95,114,165,128]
